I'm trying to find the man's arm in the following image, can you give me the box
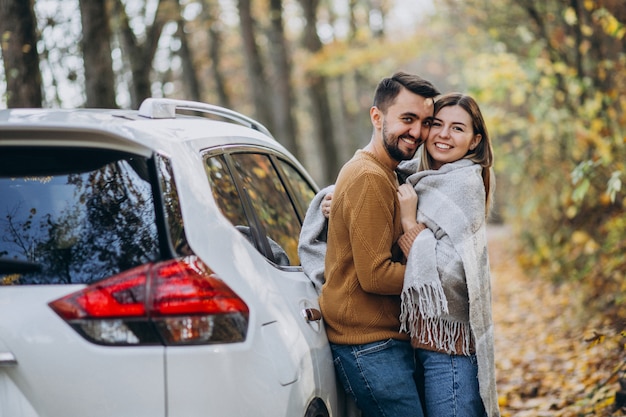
[342,172,406,295]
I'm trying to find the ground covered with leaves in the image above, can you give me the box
[488,226,626,417]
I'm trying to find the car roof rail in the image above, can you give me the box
[138,98,273,138]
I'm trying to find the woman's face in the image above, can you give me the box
[425,105,481,170]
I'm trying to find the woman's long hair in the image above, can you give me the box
[420,93,495,216]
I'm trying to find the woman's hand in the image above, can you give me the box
[397,184,418,232]
[321,192,333,219]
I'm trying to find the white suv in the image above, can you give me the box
[0,99,344,417]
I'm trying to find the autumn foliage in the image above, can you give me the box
[489,226,626,416]
[427,1,626,324]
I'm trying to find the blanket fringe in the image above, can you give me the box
[400,281,448,327]
[414,316,472,355]
[400,284,472,355]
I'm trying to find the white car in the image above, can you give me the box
[0,99,347,417]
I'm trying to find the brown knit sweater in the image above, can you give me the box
[320,150,410,345]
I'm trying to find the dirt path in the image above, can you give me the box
[487,225,624,417]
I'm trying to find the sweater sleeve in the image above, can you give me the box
[342,171,407,295]
[398,223,427,258]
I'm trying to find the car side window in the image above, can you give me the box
[204,155,250,228]
[205,154,286,264]
[230,153,301,266]
[204,150,305,267]
[275,158,316,217]
[155,154,191,257]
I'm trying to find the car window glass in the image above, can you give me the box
[276,158,316,215]
[156,154,191,256]
[205,153,293,266]
[0,147,160,285]
[204,155,250,227]
[230,153,301,266]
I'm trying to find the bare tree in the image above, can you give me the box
[174,0,201,102]
[266,0,300,157]
[110,0,171,108]
[200,0,231,108]
[236,0,274,133]
[298,0,339,185]
[78,0,117,108]
[0,0,42,107]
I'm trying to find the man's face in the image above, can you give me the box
[379,88,434,162]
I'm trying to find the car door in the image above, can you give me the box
[203,146,336,397]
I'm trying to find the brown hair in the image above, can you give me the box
[373,72,440,113]
[421,93,495,215]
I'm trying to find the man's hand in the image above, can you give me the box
[321,192,333,219]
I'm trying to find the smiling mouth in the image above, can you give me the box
[400,136,418,145]
[435,142,451,150]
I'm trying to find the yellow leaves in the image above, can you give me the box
[1,30,11,50]
[595,9,626,39]
[565,205,578,219]
[302,37,423,77]
[581,24,594,37]
[570,230,599,255]
[584,330,606,346]
[462,52,530,108]
[490,227,626,417]
[563,7,578,25]
[590,118,605,134]
[571,230,590,245]
[1,274,20,285]
[510,88,526,107]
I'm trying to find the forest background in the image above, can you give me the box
[1,0,625,394]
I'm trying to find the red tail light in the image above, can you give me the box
[49,257,249,346]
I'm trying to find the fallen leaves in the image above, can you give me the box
[487,225,626,417]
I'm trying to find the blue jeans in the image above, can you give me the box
[330,339,424,417]
[416,349,487,417]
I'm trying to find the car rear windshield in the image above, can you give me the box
[0,146,160,285]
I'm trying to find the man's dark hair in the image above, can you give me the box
[373,72,440,113]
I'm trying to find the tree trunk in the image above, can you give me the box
[174,0,201,102]
[236,0,274,133]
[79,0,117,108]
[111,0,168,108]
[200,0,231,108]
[0,0,42,107]
[299,0,339,185]
[266,0,299,157]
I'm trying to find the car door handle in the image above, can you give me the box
[0,351,17,366]
[301,308,322,322]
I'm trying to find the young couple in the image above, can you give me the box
[298,72,499,417]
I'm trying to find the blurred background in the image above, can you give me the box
[1,0,625,325]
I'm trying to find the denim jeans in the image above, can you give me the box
[330,339,424,417]
[416,348,487,417]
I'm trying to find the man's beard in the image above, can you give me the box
[382,121,417,162]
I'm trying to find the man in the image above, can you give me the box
[319,72,439,417]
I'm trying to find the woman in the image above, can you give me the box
[396,92,498,417]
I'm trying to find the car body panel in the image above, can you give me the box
[0,287,166,417]
[0,102,342,417]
